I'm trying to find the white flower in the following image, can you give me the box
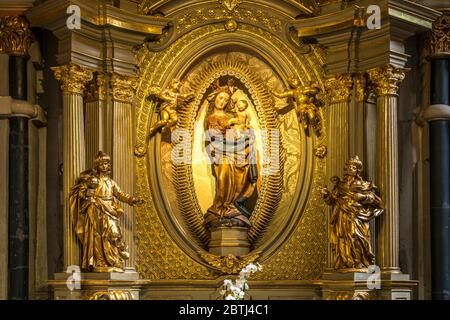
[223,279,233,287]
[230,285,242,294]
[238,291,245,299]
[225,295,236,300]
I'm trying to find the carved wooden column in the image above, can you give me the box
[324,74,353,269]
[52,64,93,268]
[109,73,137,270]
[368,65,406,273]
[85,72,106,166]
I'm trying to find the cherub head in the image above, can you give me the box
[236,100,248,112]
[94,151,111,174]
[345,156,363,177]
[287,75,301,88]
[170,79,181,91]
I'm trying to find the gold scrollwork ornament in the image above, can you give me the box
[52,63,94,95]
[201,252,260,274]
[0,16,34,56]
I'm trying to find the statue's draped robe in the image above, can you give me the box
[204,109,256,226]
[70,171,132,271]
[326,176,383,269]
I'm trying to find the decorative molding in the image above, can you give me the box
[0,16,34,56]
[0,96,46,126]
[367,65,406,96]
[224,19,238,32]
[87,290,134,300]
[324,74,353,104]
[218,0,244,12]
[314,145,327,159]
[200,252,260,274]
[423,104,450,122]
[110,74,138,103]
[52,64,94,95]
[175,7,283,34]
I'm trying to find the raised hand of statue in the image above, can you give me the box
[131,197,145,206]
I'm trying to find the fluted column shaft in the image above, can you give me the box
[324,74,353,269]
[368,65,405,272]
[110,74,137,269]
[85,73,106,166]
[52,64,93,268]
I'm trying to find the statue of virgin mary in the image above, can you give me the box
[203,81,258,230]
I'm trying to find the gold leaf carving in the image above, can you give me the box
[201,252,260,274]
[218,0,244,12]
[0,16,34,56]
[52,63,94,95]
[110,74,138,103]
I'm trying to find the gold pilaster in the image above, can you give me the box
[52,63,93,268]
[324,73,353,269]
[109,73,137,269]
[0,16,34,56]
[368,65,405,273]
[85,72,106,166]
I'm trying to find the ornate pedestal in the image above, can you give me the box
[321,271,416,300]
[208,227,251,256]
[50,271,140,300]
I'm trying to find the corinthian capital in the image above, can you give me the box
[429,14,450,57]
[0,16,34,56]
[324,74,353,103]
[367,65,406,96]
[110,74,138,103]
[52,64,94,95]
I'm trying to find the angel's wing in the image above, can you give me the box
[146,85,163,102]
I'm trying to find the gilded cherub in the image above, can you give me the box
[135,79,194,157]
[321,156,384,270]
[228,99,251,135]
[271,76,322,137]
[147,79,195,137]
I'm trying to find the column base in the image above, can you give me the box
[50,271,140,300]
[208,227,250,256]
[321,271,416,300]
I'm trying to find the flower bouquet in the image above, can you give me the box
[221,263,262,300]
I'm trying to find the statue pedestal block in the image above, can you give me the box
[321,270,416,300]
[50,270,140,300]
[208,227,250,256]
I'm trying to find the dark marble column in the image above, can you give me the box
[8,55,30,300]
[428,58,450,300]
